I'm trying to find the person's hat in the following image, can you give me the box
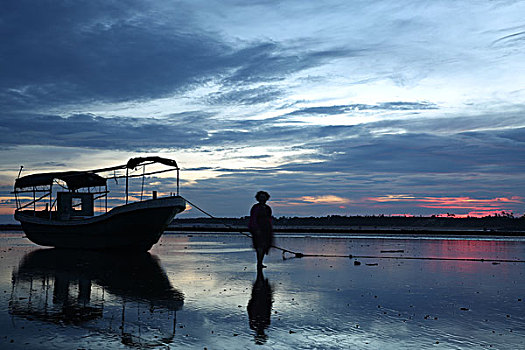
[255,191,270,200]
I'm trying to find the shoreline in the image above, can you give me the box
[165,225,525,236]
[2,223,524,236]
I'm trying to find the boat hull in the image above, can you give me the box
[15,196,185,251]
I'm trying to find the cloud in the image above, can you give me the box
[274,195,352,207]
[205,86,284,105]
[277,119,525,176]
[285,102,437,116]
[491,30,525,47]
[365,194,523,207]
[222,43,355,86]
[0,113,209,150]
[1,1,229,108]
[3,108,523,186]
[363,195,524,217]
[1,1,357,114]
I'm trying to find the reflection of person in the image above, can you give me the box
[248,191,274,269]
[247,269,273,344]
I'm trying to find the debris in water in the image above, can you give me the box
[354,261,361,266]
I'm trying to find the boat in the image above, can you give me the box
[13,156,186,251]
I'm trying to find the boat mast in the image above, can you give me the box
[177,168,180,196]
[125,168,129,204]
[140,165,145,201]
[14,166,23,209]
[49,183,53,219]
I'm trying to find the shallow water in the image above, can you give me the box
[1,232,524,349]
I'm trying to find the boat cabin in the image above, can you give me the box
[57,192,95,220]
[13,170,108,220]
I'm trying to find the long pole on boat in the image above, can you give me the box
[125,168,129,204]
[49,184,53,220]
[15,166,23,209]
[177,168,180,196]
[140,165,145,201]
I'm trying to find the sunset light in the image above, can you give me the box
[364,195,523,217]
[1,2,525,349]
[1,1,524,221]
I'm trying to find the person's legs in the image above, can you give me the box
[256,248,266,269]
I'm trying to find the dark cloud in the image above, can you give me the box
[1,1,355,112]
[222,44,355,86]
[499,127,525,143]
[0,113,207,150]
[282,130,525,175]
[1,0,230,109]
[0,110,317,150]
[491,30,525,47]
[242,155,272,159]
[31,161,68,168]
[4,107,523,184]
[183,167,216,171]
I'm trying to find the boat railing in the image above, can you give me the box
[15,190,51,211]
[12,156,181,220]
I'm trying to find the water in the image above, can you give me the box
[1,232,524,349]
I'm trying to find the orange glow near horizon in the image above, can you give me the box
[1,191,523,218]
[273,195,352,207]
[365,195,523,217]
[0,207,15,215]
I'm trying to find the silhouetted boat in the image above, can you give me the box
[13,156,186,251]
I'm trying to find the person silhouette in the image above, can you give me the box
[248,191,274,269]
[247,269,273,344]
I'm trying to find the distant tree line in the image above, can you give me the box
[173,214,525,230]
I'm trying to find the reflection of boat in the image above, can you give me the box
[10,249,184,347]
[13,157,186,251]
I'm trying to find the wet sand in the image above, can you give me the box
[1,231,524,349]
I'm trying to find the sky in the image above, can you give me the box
[1,0,525,221]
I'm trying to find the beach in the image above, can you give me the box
[1,231,524,349]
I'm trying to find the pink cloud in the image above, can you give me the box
[364,195,523,217]
[273,195,352,207]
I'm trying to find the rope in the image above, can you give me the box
[180,196,525,264]
[182,197,297,256]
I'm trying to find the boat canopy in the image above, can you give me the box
[14,156,178,190]
[126,156,178,169]
[15,171,107,190]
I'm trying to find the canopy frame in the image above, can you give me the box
[13,156,180,217]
